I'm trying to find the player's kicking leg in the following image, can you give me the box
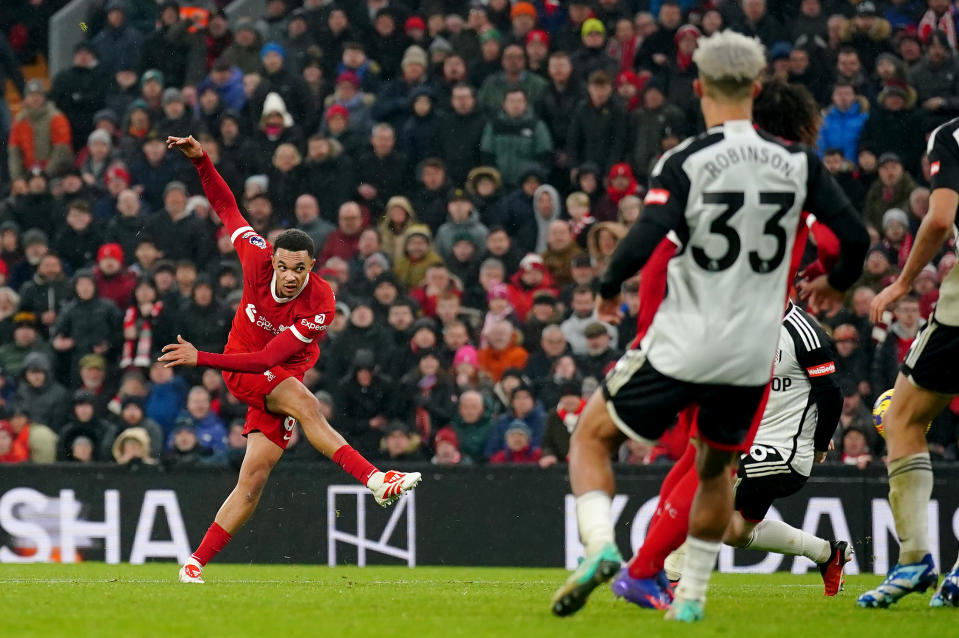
[264,378,422,507]
[858,374,948,608]
[180,432,283,583]
[724,513,851,596]
[550,389,625,617]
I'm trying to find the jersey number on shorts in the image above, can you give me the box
[692,191,795,273]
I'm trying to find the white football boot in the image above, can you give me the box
[368,470,422,507]
[178,557,205,584]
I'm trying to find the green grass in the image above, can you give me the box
[0,564,954,638]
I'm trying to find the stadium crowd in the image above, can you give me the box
[0,0,958,469]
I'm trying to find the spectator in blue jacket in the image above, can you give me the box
[197,57,248,112]
[484,382,546,458]
[168,386,227,452]
[817,80,869,161]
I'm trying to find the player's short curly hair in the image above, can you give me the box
[753,79,821,146]
[693,30,766,100]
[274,228,316,258]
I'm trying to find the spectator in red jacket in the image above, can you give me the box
[507,253,557,321]
[9,80,73,191]
[489,419,542,464]
[94,243,136,311]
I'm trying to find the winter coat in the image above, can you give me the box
[477,71,549,118]
[817,98,869,162]
[429,109,488,185]
[569,46,620,85]
[485,403,546,458]
[18,274,72,322]
[435,210,489,261]
[58,417,117,462]
[322,324,393,391]
[392,225,445,291]
[542,80,584,152]
[451,408,495,463]
[477,339,529,383]
[541,242,583,289]
[335,372,397,457]
[142,211,215,269]
[94,268,137,311]
[53,225,102,273]
[145,377,189,436]
[354,149,410,211]
[13,353,69,430]
[252,68,312,125]
[49,65,109,148]
[409,183,451,235]
[91,24,143,75]
[103,215,145,262]
[175,300,231,355]
[859,106,926,176]
[863,173,918,232]
[197,67,248,112]
[8,102,73,180]
[304,143,356,225]
[628,104,686,181]
[532,184,563,254]
[55,296,123,366]
[372,77,430,130]
[400,110,439,168]
[489,444,542,464]
[480,110,553,187]
[170,411,228,453]
[561,313,618,356]
[139,19,205,87]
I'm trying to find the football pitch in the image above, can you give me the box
[0,564,953,638]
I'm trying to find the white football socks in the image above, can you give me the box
[888,452,933,564]
[744,519,831,564]
[674,535,721,604]
[576,490,615,556]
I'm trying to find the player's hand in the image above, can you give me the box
[158,334,199,368]
[596,294,622,325]
[797,275,844,315]
[814,450,828,464]
[538,454,558,468]
[166,135,203,159]
[870,278,909,324]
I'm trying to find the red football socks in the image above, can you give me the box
[628,463,699,579]
[192,522,232,566]
[332,445,378,484]
[650,442,697,528]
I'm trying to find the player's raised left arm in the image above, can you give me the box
[167,135,250,238]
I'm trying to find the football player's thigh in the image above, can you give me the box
[887,373,952,430]
[574,388,627,447]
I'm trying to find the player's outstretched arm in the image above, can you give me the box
[167,135,249,236]
[158,330,306,373]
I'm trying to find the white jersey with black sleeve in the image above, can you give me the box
[926,118,959,326]
[751,303,842,477]
[598,119,869,387]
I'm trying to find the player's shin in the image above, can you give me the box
[629,464,697,579]
[576,491,615,556]
[742,519,830,563]
[888,451,933,564]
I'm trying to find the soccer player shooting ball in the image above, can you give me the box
[160,135,421,584]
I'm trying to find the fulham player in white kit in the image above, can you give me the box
[860,117,959,608]
[553,31,869,622]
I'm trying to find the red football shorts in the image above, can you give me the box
[223,365,301,449]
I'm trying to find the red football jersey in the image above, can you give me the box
[191,152,335,374]
[226,224,335,375]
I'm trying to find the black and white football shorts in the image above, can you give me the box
[600,349,767,451]
[734,445,808,522]
[901,315,959,395]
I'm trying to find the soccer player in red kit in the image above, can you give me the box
[159,136,421,584]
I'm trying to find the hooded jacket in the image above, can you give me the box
[14,353,69,431]
[532,184,562,254]
[392,224,445,290]
[8,102,73,180]
[435,208,489,261]
[377,196,419,263]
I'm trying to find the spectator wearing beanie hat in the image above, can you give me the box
[879,207,913,269]
[913,265,941,320]
[325,70,374,135]
[510,2,538,42]
[252,41,312,125]
[570,18,618,84]
[94,243,136,310]
[405,16,428,45]
[525,29,550,74]
[508,253,557,321]
[862,152,917,232]
[373,45,430,130]
[432,426,464,465]
[486,382,545,460]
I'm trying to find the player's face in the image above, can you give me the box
[272,248,315,298]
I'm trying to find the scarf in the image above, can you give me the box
[676,50,694,72]
[121,301,163,369]
[557,399,587,434]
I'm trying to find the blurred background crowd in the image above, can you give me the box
[0,0,958,470]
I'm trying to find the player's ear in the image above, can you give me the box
[750,80,762,99]
[309,258,316,272]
